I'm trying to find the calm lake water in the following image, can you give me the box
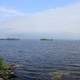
[0,40,80,80]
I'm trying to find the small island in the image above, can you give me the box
[0,38,20,40]
[40,38,53,41]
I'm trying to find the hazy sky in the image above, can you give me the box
[0,0,80,39]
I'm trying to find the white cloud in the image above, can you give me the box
[0,7,25,18]
[0,2,80,39]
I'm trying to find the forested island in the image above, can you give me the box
[40,38,53,41]
[0,38,20,40]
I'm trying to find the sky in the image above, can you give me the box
[0,0,80,39]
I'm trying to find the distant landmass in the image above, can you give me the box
[0,38,20,40]
[40,38,53,41]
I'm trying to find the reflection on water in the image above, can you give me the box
[0,40,80,80]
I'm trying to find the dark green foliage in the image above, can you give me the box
[0,57,13,80]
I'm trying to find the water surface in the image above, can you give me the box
[0,40,80,80]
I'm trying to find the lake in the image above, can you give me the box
[0,40,80,80]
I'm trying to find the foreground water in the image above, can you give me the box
[0,40,80,80]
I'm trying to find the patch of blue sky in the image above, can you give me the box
[0,0,79,13]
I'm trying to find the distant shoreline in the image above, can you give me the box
[40,38,53,41]
[0,38,20,40]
